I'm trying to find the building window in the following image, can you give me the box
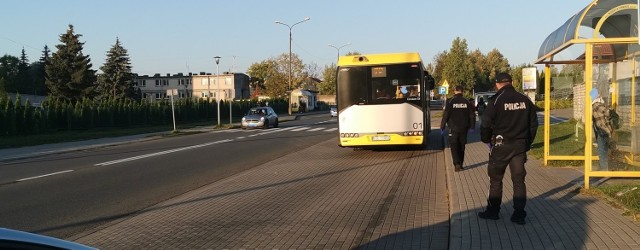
[225,77,232,86]
[155,80,160,86]
[141,80,146,87]
[155,93,161,99]
[162,80,168,86]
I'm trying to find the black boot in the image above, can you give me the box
[454,164,463,172]
[511,210,527,225]
[478,208,500,220]
[478,199,500,220]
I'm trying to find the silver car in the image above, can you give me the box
[241,107,279,129]
[0,227,96,249]
[330,106,337,117]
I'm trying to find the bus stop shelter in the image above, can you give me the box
[536,0,640,188]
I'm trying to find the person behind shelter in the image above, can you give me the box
[440,85,475,172]
[477,96,487,124]
[478,72,538,225]
[591,88,614,171]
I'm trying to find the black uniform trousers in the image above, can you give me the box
[448,130,468,167]
[487,140,528,212]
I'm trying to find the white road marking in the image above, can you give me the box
[325,128,338,132]
[291,127,311,132]
[236,136,246,140]
[307,127,325,132]
[17,170,74,182]
[94,139,233,166]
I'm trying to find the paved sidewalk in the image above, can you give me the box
[444,126,640,249]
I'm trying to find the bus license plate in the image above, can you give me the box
[372,135,390,141]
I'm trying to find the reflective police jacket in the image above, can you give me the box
[480,85,538,151]
[440,93,475,133]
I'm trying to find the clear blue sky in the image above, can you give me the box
[0,0,588,76]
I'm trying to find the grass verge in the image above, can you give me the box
[582,186,640,221]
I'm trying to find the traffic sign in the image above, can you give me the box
[438,86,448,95]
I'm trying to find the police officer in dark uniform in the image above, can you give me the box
[440,85,475,172]
[478,72,538,225]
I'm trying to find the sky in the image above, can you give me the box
[0,0,589,77]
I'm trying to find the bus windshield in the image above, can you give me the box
[337,63,422,110]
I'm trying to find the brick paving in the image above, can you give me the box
[445,125,640,250]
[73,132,449,249]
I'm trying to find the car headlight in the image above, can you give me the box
[260,117,265,121]
[242,117,246,121]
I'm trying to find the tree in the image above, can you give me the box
[17,48,31,94]
[275,53,306,90]
[0,55,20,93]
[469,49,489,92]
[46,24,97,102]
[484,48,510,85]
[442,38,475,98]
[431,51,448,87]
[247,59,279,98]
[29,45,51,96]
[95,38,135,101]
[318,63,337,95]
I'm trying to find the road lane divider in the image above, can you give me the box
[247,126,301,137]
[17,170,74,182]
[94,139,233,166]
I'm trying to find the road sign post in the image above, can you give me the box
[167,89,178,132]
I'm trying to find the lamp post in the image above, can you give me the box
[275,17,310,115]
[328,42,351,62]
[215,56,221,127]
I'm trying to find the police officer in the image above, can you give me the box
[478,72,538,225]
[440,85,475,172]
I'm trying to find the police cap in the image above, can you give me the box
[495,72,512,83]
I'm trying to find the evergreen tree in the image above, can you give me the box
[46,24,97,102]
[29,45,51,96]
[0,55,20,93]
[17,48,31,94]
[96,38,135,101]
[442,37,475,98]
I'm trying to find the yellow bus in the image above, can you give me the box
[336,52,435,147]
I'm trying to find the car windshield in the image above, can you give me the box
[248,109,266,116]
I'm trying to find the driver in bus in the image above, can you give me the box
[376,88,390,99]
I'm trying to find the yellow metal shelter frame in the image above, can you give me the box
[536,0,640,189]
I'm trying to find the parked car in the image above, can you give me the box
[330,106,337,117]
[241,107,279,129]
[0,227,96,249]
[474,92,496,107]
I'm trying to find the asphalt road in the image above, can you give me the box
[0,114,339,238]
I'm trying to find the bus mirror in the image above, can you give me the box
[425,73,435,90]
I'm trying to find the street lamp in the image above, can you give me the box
[275,17,310,115]
[328,42,351,62]
[214,56,221,127]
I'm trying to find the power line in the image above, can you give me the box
[0,36,41,52]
